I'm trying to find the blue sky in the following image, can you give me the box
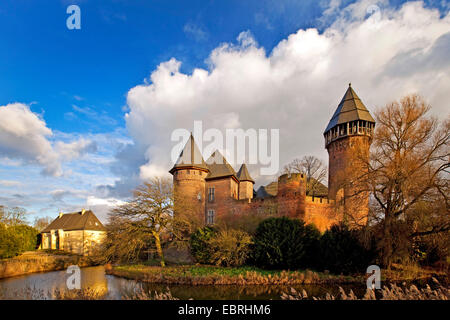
[1,0,328,134]
[0,0,449,223]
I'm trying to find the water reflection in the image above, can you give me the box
[0,266,367,300]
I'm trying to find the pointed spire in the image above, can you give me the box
[324,83,375,134]
[237,163,254,183]
[169,133,209,174]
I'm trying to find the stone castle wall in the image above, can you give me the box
[205,177,239,221]
[276,173,306,220]
[173,169,208,222]
[327,135,371,226]
[201,173,341,232]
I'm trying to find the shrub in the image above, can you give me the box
[190,226,217,264]
[0,224,38,259]
[318,223,375,275]
[251,217,320,270]
[11,225,39,253]
[0,224,19,259]
[208,229,252,267]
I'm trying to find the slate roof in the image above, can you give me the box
[306,178,328,197]
[205,151,237,180]
[169,134,209,174]
[324,83,375,133]
[237,164,254,183]
[255,181,278,198]
[41,210,106,233]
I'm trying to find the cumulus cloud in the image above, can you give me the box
[0,103,97,176]
[55,138,97,161]
[85,196,126,223]
[111,1,450,192]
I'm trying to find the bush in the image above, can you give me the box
[190,226,217,264]
[208,229,252,267]
[0,224,19,259]
[11,225,39,252]
[251,217,320,270]
[0,224,38,259]
[318,223,375,275]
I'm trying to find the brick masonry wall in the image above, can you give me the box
[327,135,371,227]
[304,199,341,232]
[205,177,239,220]
[327,135,370,198]
[173,169,208,222]
[276,173,306,219]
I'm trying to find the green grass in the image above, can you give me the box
[110,264,352,282]
[186,265,285,277]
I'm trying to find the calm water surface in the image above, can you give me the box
[0,266,367,300]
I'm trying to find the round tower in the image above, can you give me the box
[324,83,375,226]
[169,134,209,223]
[277,173,306,219]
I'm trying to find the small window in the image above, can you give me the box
[207,210,215,224]
[208,187,215,202]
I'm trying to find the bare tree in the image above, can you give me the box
[0,206,27,226]
[283,156,328,195]
[350,94,449,268]
[33,216,52,231]
[109,177,174,267]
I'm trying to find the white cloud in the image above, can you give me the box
[85,196,126,223]
[55,138,97,161]
[0,103,98,176]
[0,180,21,187]
[122,1,450,187]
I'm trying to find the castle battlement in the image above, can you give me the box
[305,195,334,205]
[278,172,306,184]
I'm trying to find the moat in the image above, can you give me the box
[0,266,368,300]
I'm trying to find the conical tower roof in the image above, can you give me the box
[324,83,375,133]
[237,163,254,183]
[205,150,237,180]
[169,134,209,174]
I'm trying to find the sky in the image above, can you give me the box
[0,0,449,223]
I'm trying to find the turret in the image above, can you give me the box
[169,134,209,222]
[237,163,254,200]
[277,173,306,219]
[324,83,375,226]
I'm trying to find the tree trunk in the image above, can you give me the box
[382,212,393,269]
[153,232,165,267]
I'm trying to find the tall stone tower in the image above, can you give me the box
[324,83,375,226]
[169,134,209,223]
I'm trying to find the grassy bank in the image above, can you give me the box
[382,263,448,284]
[106,264,363,285]
[107,262,449,286]
[0,251,95,279]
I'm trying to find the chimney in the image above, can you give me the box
[81,209,86,215]
[59,212,63,218]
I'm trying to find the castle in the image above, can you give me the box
[170,84,375,232]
